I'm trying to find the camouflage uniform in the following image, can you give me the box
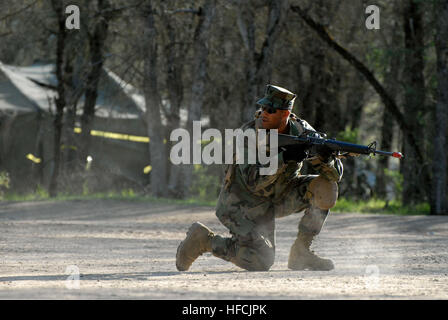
[210,112,339,271]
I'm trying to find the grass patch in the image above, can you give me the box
[332,198,429,215]
[1,189,217,207]
[2,190,429,215]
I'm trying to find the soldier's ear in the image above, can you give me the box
[281,109,291,119]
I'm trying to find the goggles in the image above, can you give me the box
[261,105,277,114]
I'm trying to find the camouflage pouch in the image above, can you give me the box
[224,164,235,191]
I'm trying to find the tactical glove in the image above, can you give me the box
[315,144,333,163]
[282,144,308,163]
[309,156,344,182]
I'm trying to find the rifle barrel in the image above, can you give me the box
[374,150,404,159]
[325,139,371,154]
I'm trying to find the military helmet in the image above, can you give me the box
[256,84,297,110]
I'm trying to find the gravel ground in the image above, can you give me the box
[0,199,447,299]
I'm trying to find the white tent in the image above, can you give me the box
[0,62,150,193]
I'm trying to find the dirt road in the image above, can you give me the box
[0,199,447,299]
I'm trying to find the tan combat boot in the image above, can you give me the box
[176,222,214,271]
[288,233,334,271]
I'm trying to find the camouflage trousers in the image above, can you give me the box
[211,174,330,271]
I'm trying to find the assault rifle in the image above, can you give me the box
[277,131,404,160]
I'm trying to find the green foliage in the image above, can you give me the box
[366,47,387,72]
[35,184,49,199]
[1,184,48,202]
[1,190,430,215]
[0,171,10,200]
[0,189,217,207]
[384,168,403,200]
[82,181,89,196]
[190,164,221,202]
[121,188,136,198]
[0,171,10,189]
[336,126,358,144]
[333,197,429,215]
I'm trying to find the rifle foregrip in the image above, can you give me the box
[325,140,371,155]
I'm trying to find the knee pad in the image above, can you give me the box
[232,241,275,271]
[245,253,274,271]
[307,176,338,210]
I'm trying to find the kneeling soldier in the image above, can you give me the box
[176,84,343,271]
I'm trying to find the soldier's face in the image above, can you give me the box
[261,107,290,130]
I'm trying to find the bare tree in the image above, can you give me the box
[142,1,167,197]
[401,0,426,204]
[432,0,448,214]
[237,0,290,123]
[159,2,196,198]
[48,0,67,197]
[182,0,217,195]
[79,0,112,166]
[376,21,402,199]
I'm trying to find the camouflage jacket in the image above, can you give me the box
[236,113,311,195]
[215,112,340,235]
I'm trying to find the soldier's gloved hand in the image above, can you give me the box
[282,144,308,163]
[315,144,333,163]
[317,158,343,182]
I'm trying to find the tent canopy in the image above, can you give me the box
[0,62,145,119]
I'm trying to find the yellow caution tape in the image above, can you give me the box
[26,154,41,163]
[72,127,172,145]
[61,144,77,151]
[74,127,150,143]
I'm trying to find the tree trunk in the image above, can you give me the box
[143,2,167,197]
[341,71,365,199]
[61,52,83,192]
[48,0,67,198]
[33,111,45,189]
[401,0,426,204]
[79,0,111,166]
[432,0,448,214]
[238,0,289,123]
[165,51,184,198]
[160,5,189,198]
[237,0,256,123]
[182,0,216,196]
[308,1,343,135]
[376,98,396,199]
[376,24,401,199]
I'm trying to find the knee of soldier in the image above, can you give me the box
[247,251,274,271]
[308,176,338,210]
[234,244,275,271]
